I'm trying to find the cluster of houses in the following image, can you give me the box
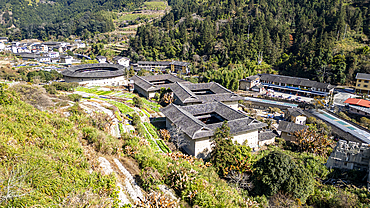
[128,73,314,158]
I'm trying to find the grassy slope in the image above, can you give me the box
[0,97,117,206]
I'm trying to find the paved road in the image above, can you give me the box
[333,92,357,106]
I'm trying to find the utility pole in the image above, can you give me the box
[336,30,340,41]
[247,24,250,41]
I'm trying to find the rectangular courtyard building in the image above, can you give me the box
[130,74,187,99]
[171,82,242,109]
[160,101,267,158]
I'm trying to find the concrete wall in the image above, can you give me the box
[64,76,127,87]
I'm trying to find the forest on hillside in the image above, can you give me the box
[0,0,146,40]
[130,0,370,85]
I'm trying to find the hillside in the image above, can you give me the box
[130,0,370,85]
[0,0,152,40]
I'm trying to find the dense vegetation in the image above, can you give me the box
[130,0,370,85]
[0,0,150,40]
[0,84,120,206]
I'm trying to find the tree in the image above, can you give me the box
[210,121,251,176]
[293,129,333,156]
[252,151,314,203]
[133,96,144,108]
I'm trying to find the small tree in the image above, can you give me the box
[293,129,333,156]
[210,121,251,176]
[133,96,144,108]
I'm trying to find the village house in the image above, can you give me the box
[160,101,267,158]
[130,74,187,99]
[96,56,107,63]
[240,74,335,97]
[169,61,190,74]
[134,61,190,73]
[0,37,8,43]
[285,108,307,125]
[113,56,130,67]
[344,98,370,117]
[170,82,242,109]
[258,131,278,147]
[36,56,51,63]
[277,120,308,142]
[355,73,370,95]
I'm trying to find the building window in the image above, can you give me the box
[366,80,369,83]
[359,80,362,82]
[358,84,361,87]
[365,85,368,88]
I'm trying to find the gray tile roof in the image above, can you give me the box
[260,74,334,90]
[241,75,260,82]
[277,120,308,133]
[113,56,129,61]
[259,131,278,141]
[356,73,370,81]
[287,108,306,117]
[349,104,370,114]
[61,63,126,78]
[170,61,189,66]
[137,61,171,65]
[130,74,187,92]
[171,82,242,104]
[160,102,267,139]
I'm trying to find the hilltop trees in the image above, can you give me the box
[131,0,370,85]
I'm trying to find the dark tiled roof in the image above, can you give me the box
[259,131,278,141]
[130,74,187,92]
[277,120,308,133]
[356,73,370,81]
[171,82,242,104]
[241,75,260,82]
[260,74,334,90]
[137,61,171,65]
[96,56,106,59]
[170,61,189,66]
[113,56,129,61]
[61,63,125,78]
[43,41,61,45]
[160,102,267,139]
[15,53,40,59]
[287,108,306,117]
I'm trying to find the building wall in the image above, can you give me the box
[355,78,370,94]
[232,130,259,148]
[259,138,275,147]
[293,115,307,125]
[281,132,295,142]
[349,106,370,117]
[134,84,150,98]
[117,59,130,67]
[64,76,127,87]
[239,80,250,91]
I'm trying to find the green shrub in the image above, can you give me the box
[68,93,82,102]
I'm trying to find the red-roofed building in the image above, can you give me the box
[344,98,370,117]
[344,98,370,108]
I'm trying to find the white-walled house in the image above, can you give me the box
[61,63,128,87]
[96,56,107,63]
[160,102,267,158]
[113,56,130,67]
